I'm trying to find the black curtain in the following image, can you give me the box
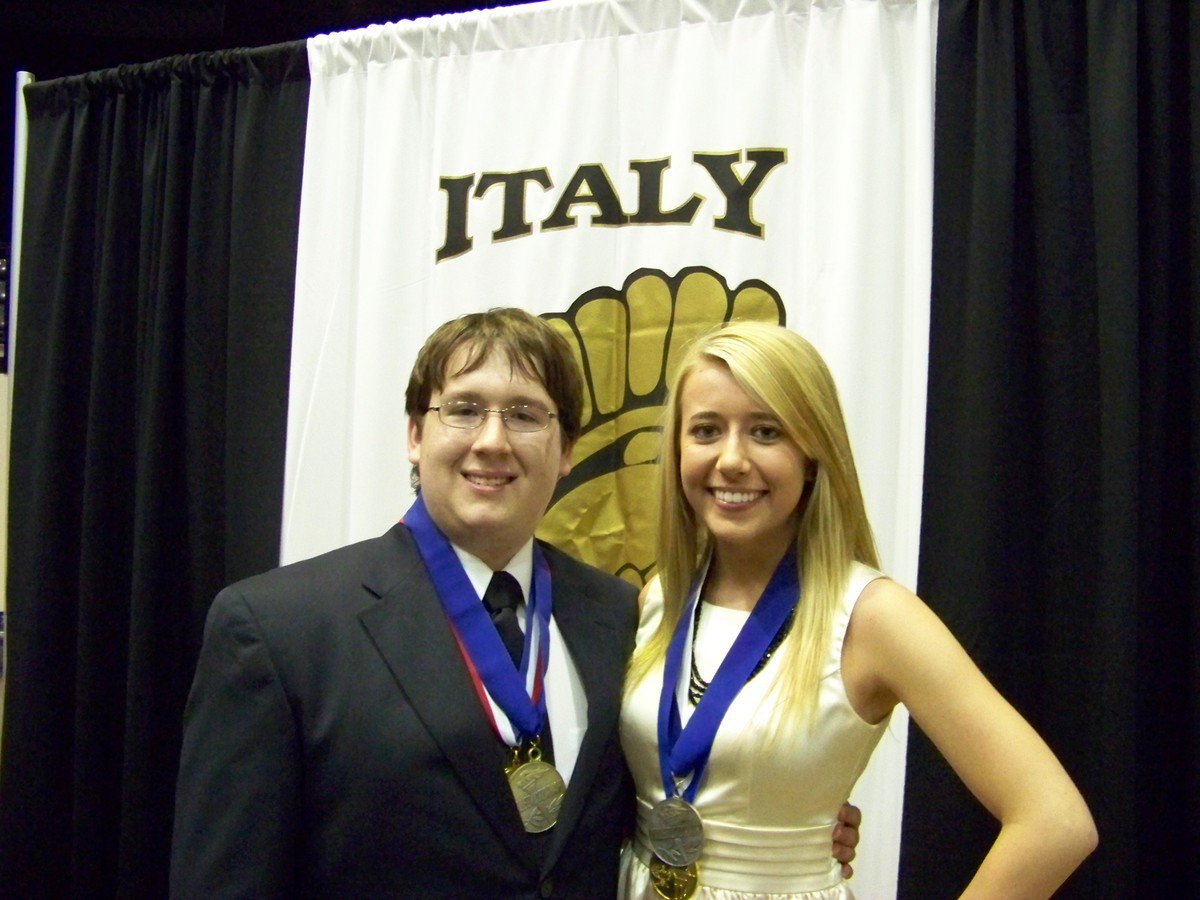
[904,2,1198,897]
[0,43,309,895]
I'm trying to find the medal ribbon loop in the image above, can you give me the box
[404,494,551,742]
[657,546,800,803]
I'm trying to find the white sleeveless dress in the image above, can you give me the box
[618,563,890,899]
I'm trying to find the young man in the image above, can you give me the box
[170,308,858,897]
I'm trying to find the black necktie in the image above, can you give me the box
[482,570,554,764]
[482,571,525,667]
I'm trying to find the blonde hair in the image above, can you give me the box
[628,322,879,729]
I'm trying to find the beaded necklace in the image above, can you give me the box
[687,598,798,706]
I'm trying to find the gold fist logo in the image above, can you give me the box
[537,267,784,586]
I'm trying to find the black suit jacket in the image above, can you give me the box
[170,522,638,898]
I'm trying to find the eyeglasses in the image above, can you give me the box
[425,399,558,433]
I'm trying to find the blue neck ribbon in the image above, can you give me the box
[657,545,800,803]
[404,494,552,743]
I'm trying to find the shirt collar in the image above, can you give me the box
[453,539,534,604]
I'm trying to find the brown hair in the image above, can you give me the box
[405,307,584,443]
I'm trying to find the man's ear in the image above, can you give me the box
[558,439,574,479]
[407,415,423,467]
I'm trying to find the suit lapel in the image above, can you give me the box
[540,547,632,868]
[356,525,541,871]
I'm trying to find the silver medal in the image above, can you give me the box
[645,796,704,867]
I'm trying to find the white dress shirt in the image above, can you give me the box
[453,540,589,784]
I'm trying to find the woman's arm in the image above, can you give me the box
[842,579,1097,898]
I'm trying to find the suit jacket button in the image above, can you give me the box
[539,877,554,897]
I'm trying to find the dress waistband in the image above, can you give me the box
[632,814,847,895]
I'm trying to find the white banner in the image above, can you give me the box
[290,0,935,893]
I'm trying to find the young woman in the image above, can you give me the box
[619,322,1096,899]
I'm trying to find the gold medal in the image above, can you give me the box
[505,739,565,833]
[649,855,699,900]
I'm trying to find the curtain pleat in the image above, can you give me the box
[1135,1,1200,889]
[0,42,309,896]
[906,2,1198,896]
